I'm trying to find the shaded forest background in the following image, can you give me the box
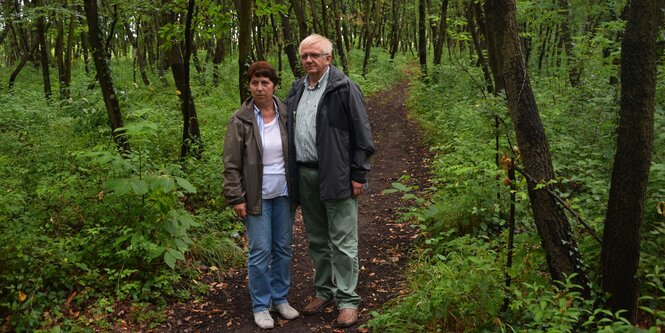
[0,0,663,331]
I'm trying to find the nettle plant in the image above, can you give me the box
[77,111,198,270]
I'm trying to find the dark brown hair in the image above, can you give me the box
[247,61,279,86]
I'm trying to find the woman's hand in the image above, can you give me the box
[233,203,247,221]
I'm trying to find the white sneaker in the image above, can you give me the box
[274,302,300,320]
[253,310,274,329]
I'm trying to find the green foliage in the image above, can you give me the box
[367,235,504,332]
[369,29,664,330]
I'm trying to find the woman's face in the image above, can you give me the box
[249,75,275,106]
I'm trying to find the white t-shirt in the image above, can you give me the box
[262,116,287,199]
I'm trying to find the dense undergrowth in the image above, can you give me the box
[366,52,665,331]
[0,49,405,332]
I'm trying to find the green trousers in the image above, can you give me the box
[298,167,360,309]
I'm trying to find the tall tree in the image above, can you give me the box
[35,0,52,99]
[486,0,590,294]
[234,0,253,103]
[277,1,304,78]
[83,0,130,153]
[418,0,427,78]
[433,0,449,66]
[601,0,662,322]
[168,0,202,159]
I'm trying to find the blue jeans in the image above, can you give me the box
[245,196,294,313]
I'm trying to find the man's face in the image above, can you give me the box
[300,43,331,79]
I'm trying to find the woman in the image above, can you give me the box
[222,61,299,329]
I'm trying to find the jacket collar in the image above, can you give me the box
[236,96,285,122]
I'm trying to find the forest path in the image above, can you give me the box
[160,78,433,332]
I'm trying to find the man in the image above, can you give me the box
[286,34,374,328]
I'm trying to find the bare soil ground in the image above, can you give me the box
[158,79,433,333]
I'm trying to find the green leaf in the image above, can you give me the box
[105,178,132,196]
[175,177,197,193]
[167,248,185,261]
[164,251,176,269]
[130,179,149,195]
[391,182,409,192]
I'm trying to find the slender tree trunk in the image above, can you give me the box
[8,37,39,89]
[35,0,51,99]
[418,0,427,78]
[291,0,309,40]
[467,2,493,93]
[308,0,321,33]
[212,36,226,85]
[169,0,202,159]
[433,0,449,65]
[487,0,590,294]
[234,0,253,103]
[389,0,400,59]
[77,5,90,74]
[83,0,130,153]
[125,21,150,86]
[55,6,66,98]
[361,0,374,77]
[63,8,75,97]
[331,0,348,74]
[278,2,304,78]
[601,0,661,323]
[483,0,505,92]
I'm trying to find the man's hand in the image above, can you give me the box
[351,181,364,198]
[233,203,247,220]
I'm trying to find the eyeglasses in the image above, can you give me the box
[300,53,328,60]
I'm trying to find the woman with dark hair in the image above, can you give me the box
[223,61,299,329]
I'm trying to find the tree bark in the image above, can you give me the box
[433,0,449,65]
[35,0,52,100]
[291,0,309,40]
[169,0,202,159]
[278,2,304,78]
[487,0,590,294]
[483,0,506,92]
[601,0,661,323]
[83,0,130,154]
[8,37,39,89]
[234,0,253,103]
[418,0,427,78]
[125,21,150,87]
[331,0,348,74]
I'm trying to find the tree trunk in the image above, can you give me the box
[169,0,202,159]
[212,36,226,85]
[557,0,579,86]
[487,0,590,294]
[418,0,427,78]
[8,37,39,89]
[467,2,493,93]
[483,0,506,92]
[601,0,661,323]
[125,21,150,86]
[278,2,304,78]
[63,8,75,97]
[83,0,130,154]
[77,5,90,74]
[234,0,253,103]
[35,0,52,100]
[331,0,348,74]
[433,0,449,65]
[291,0,309,40]
[389,0,400,59]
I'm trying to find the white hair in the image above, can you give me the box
[299,34,333,55]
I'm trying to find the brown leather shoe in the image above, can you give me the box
[334,308,358,328]
[302,297,333,315]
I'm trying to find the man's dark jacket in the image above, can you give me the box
[286,65,375,202]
